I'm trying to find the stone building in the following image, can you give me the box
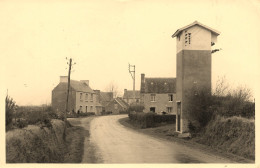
[94,90,114,112]
[123,89,140,105]
[172,21,220,133]
[52,76,102,115]
[106,97,129,114]
[140,73,176,114]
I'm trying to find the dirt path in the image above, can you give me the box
[89,115,234,163]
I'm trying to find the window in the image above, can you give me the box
[90,106,93,112]
[185,31,191,46]
[167,107,172,113]
[168,94,173,102]
[85,93,88,101]
[150,94,156,102]
[86,106,88,112]
[90,94,93,102]
[80,93,83,101]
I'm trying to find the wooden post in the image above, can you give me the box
[64,58,72,140]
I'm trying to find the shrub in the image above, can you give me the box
[24,111,52,127]
[185,87,214,131]
[128,112,175,128]
[79,112,95,117]
[153,114,176,124]
[5,95,16,130]
[241,102,255,118]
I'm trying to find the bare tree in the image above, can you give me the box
[213,76,231,96]
[105,81,119,98]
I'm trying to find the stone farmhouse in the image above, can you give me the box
[123,89,141,105]
[106,97,129,114]
[140,73,176,114]
[94,90,114,113]
[52,76,102,115]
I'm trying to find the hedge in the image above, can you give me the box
[128,112,176,128]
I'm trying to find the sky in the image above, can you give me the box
[1,0,260,105]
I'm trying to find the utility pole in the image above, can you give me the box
[64,57,74,140]
[128,63,136,103]
[65,58,72,122]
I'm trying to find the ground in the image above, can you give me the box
[68,115,251,163]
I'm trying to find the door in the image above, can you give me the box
[150,107,155,113]
[177,102,181,132]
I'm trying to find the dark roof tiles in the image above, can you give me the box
[142,78,176,94]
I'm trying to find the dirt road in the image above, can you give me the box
[86,115,234,163]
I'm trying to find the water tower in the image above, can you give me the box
[172,21,220,133]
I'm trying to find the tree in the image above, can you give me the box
[105,81,120,98]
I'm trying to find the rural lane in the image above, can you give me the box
[78,114,234,163]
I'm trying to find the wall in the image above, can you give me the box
[176,49,211,132]
[75,91,97,114]
[52,85,76,116]
[143,93,176,114]
[177,25,212,53]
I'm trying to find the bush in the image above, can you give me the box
[24,111,52,127]
[153,114,176,123]
[128,112,175,128]
[67,112,95,118]
[6,95,16,130]
[186,88,214,131]
[196,116,255,160]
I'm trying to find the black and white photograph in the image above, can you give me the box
[1,0,259,166]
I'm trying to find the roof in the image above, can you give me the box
[123,90,140,99]
[70,80,95,93]
[142,77,176,94]
[100,92,113,102]
[172,21,220,38]
[52,80,95,93]
[114,98,129,108]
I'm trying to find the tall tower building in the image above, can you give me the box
[172,21,220,133]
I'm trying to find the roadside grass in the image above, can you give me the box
[6,119,88,163]
[64,126,86,163]
[193,116,255,160]
[68,117,101,163]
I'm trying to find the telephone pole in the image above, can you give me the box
[64,57,74,140]
[128,64,136,103]
[65,58,72,122]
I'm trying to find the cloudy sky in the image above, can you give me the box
[1,0,260,105]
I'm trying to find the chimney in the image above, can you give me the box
[141,73,145,93]
[80,80,89,86]
[60,76,68,83]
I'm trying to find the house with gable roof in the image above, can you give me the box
[52,76,102,115]
[94,90,114,112]
[123,89,141,105]
[140,73,176,114]
[106,97,129,114]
